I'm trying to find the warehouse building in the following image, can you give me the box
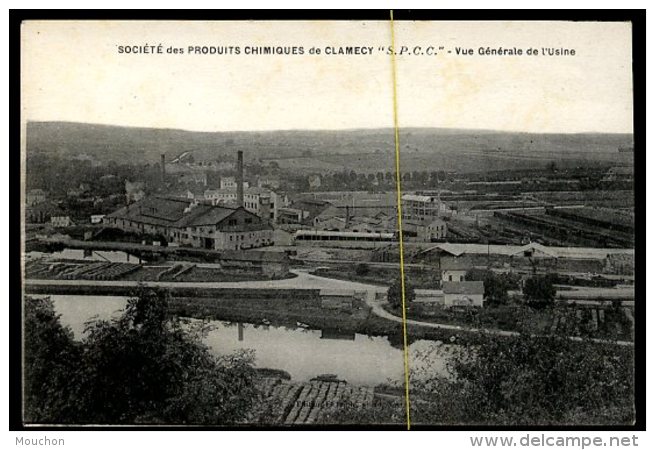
[401,194,450,222]
[204,186,282,222]
[103,196,273,251]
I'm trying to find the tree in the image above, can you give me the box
[24,296,84,423]
[324,331,634,426]
[523,275,557,309]
[411,332,635,425]
[24,289,258,425]
[387,277,416,309]
[465,269,509,307]
[355,263,370,276]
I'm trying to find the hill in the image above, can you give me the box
[25,121,634,173]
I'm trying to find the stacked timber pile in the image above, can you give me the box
[547,305,634,340]
[58,262,139,280]
[156,263,195,281]
[250,378,374,425]
[24,260,51,278]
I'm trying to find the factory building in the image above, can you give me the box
[401,194,449,223]
[204,187,280,222]
[220,176,250,190]
[105,150,275,250]
[104,196,273,251]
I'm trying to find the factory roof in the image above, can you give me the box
[402,194,435,202]
[295,229,395,238]
[440,256,475,271]
[106,196,261,228]
[442,281,485,295]
[420,242,633,260]
[205,186,274,196]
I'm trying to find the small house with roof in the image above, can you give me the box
[443,281,485,308]
[440,256,474,283]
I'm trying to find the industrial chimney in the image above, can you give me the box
[160,154,166,184]
[236,150,244,208]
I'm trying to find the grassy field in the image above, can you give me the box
[315,265,438,289]
[389,302,634,342]
[27,121,633,173]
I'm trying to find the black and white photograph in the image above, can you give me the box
[13,13,643,435]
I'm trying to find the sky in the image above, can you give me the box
[21,20,634,134]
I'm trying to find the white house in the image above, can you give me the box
[90,214,106,224]
[443,281,484,307]
[425,218,447,241]
[440,257,470,283]
[26,189,46,206]
[204,187,280,222]
[51,215,74,227]
[220,176,249,190]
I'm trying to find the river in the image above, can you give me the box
[46,295,448,386]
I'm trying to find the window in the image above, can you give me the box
[449,275,453,282]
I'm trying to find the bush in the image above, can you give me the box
[523,275,557,309]
[387,277,416,309]
[419,333,635,425]
[465,269,511,307]
[24,297,83,423]
[24,289,258,425]
[341,333,634,426]
[355,263,370,276]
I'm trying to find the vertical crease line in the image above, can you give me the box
[389,9,412,431]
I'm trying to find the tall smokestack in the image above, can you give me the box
[160,154,166,184]
[236,150,244,208]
